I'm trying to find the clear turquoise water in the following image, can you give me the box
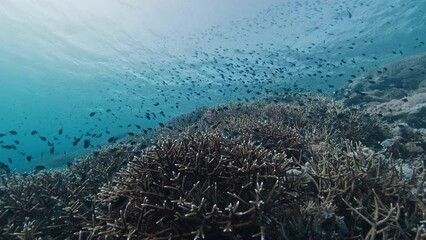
[0,0,425,172]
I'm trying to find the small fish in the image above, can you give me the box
[73,135,83,146]
[9,131,17,135]
[26,155,32,162]
[355,90,367,96]
[83,139,91,149]
[58,128,63,135]
[40,136,47,141]
[127,132,135,136]
[50,147,55,154]
[0,162,10,175]
[31,131,39,135]
[108,137,118,143]
[34,165,46,173]
[0,133,5,138]
[347,9,352,18]
[89,112,96,117]
[8,158,12,164]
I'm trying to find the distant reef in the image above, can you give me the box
[337,52,426,178]
[337,53,426,129]
[0,56,425,239]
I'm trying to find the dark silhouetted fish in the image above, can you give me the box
[0,133,5,138]
[34,165,45,173]
[0,162,10,175]
[89,112,96,117]
[31,131,39,135]
[347,9,352,18]
[40,136,47,141]
[50,147,55,154]
[108,137,118,143]
[2,145,15,150]
[83,139,91,149]
[73,135,83,146]
[59,128,63,135]
[26,155,32,162]
[9,131,17,135]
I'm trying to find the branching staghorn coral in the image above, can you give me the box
[0,93,423,239]
[0,143,141,239]
[87,133,309,239]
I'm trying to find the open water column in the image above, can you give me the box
[0,0,424,172]
[0,0,425,239]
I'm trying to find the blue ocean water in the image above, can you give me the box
[0,0,425,172]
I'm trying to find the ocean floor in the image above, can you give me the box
[0,54,425,239]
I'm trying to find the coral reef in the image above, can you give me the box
[337,53,426,108]
[0,143,145,239]
[336,53,426,163]
[0,93,424,239]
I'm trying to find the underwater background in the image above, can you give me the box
[1,1,426,239]
[0,0,425,171]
